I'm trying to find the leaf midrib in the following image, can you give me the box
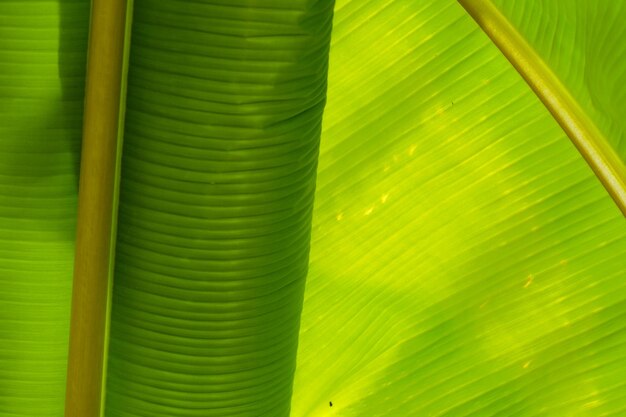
[458,0,626,217]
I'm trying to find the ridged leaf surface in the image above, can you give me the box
[0,1,88,415]
[104,1,334,416]
[291,1,626,416]
[491,0,626,161]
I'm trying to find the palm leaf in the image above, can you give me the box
[0,1,88,415]
[291,0,626,416]
[491,0,626,163]
[0,0,625,416]
[103,1,333,416]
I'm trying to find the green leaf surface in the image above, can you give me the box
[490,0,626,162]
[104,1,334,416]
[291,1,626,416]
[0,1,88,415]
[2,0,626,416]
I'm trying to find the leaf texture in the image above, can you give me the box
[0,1,89,415]
[104,1,334,416]
[490,0,626,162]
[459,0,626,216]
[1,0,625,416]
[290,0,626,416]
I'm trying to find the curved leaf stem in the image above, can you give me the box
[64,0,130,415]
[459,0,626,216]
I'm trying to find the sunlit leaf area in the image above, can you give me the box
[0,0,624,416]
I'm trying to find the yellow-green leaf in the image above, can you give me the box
[291,1,626,415]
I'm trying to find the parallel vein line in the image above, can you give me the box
[459,0,626,217]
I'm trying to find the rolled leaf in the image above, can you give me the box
[104,1,334,416]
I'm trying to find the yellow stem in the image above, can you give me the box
[65,0,129,415]
[459,0,626,216]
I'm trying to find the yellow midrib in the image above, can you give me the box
[459,0,626,217]
[64,0,130,416]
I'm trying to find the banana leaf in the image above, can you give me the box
[291,1,626,415]
[0,1,89,415]
[0,0,625,416]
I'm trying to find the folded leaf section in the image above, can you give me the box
[104,1,334,416]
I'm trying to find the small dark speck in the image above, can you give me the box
[451,101,454,105]
[329,401,333,407]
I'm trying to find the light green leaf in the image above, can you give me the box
[291,1,626,416]
[1,0,626,416]
[490,0,626,162]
